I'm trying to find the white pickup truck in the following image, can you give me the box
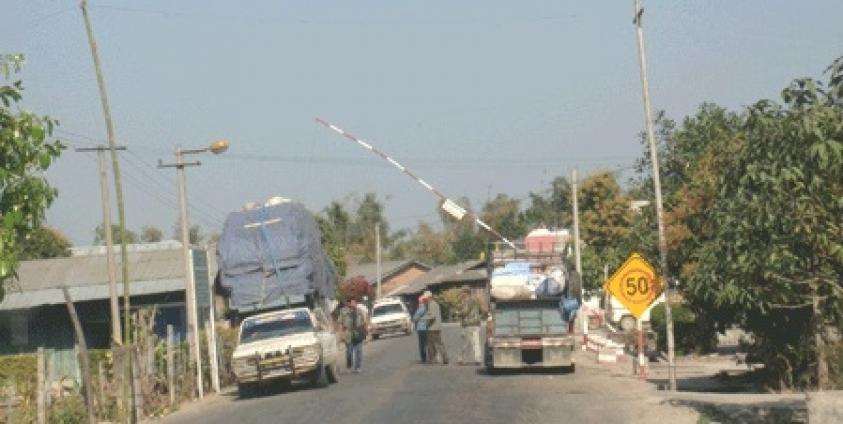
[232,307,340,396]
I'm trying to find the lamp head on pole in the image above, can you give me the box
[208,139,229,154]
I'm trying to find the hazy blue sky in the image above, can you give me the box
[5,0,842,245]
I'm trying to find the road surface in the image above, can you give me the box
[156,326,698,424]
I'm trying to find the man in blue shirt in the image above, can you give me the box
[412,295,430,363]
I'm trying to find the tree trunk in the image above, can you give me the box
[812,291,829,389]
[62,287,97,423]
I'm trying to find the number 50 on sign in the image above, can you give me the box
[603,253,663,319]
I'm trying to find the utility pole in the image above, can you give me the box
[79,0,134,419]
[571,169,585,335]
[159,140,228,399]
[75,146,126,345]
[375,225,382,300]
[160,148,204,399]
[633,0,676,390]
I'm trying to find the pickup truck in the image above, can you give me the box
[232,306,339,396]
[484,241,580,373]
[369,297,412,340]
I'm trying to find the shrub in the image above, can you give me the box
[650,302,717,354]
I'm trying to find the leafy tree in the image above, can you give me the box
[323,201,352,246]
[407,222,453,265]
[574,171,635,293]
[140,225,163,243]
[315,213,348,280]
[437,197,484,262]
[337,275,373,303]
[480,193,527,242]
[17,226,72,260]
[347,192,389,261]
[0,54,65,300]
[94,223,139,245]
[686,57,843,389]
[520,176,573,229]
[172,222,204,245]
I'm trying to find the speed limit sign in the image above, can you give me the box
[603,253,663,318]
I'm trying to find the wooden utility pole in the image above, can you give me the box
[633,0,676,390]
[571,169,585,335]
[78,0,135,416]
[166,325,176,406]
[75,146,126,345]
[36,347,45,424]
[375,225,382,300]
[62,287,96,424]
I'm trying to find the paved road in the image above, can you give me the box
[156,327,698,424]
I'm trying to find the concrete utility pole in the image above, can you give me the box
[633,0,676,390]
[159,140,229,400]
[78,1,134,419]
[571,169,585,335]
[375,225,382,300]
[75,146,126,345]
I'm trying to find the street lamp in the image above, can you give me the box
[159,139,229,399]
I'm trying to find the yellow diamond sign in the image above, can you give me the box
[603,253,663,319]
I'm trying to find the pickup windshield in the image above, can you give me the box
[493,302,568,336]
[373,304,404,317]
[240,311,313,343]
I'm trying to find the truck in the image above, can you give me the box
[217,197,340,396]
[368,297,413,340]
[484,240,581,373]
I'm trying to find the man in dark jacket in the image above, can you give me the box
[339,298,367,372]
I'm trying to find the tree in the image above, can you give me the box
[315,213,348,281]
[480,193,527,242]
[337,276,373,303]
[17,226,72,260]
[323,201,352,246]
[576,172,633,292]
[94,223,138,246]
[521,176,573,229]
[0,54,65,300]
[140,225,163,243]
[686,57,843,389]
[347,193,389,262]
[171,222,204,245]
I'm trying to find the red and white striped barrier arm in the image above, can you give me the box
[315,117,515,248]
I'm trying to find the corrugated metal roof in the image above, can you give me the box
[391,260,484,296]
[345,259,430,284]
[0,247,195,311]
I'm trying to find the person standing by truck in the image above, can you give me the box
[412,295,430,363]
[423,291,449,365]
[457,285,483,365]
[340,298,367,373]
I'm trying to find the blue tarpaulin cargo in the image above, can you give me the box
[217,201,336,313]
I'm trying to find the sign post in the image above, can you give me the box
[603,253,663,379]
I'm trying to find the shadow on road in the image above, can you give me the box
[233,378,325,401]
[476,366,575,377]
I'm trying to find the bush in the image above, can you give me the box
[48,394,86,424]
[650,302,717,354]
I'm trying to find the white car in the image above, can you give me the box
[232,307,339,396]
[369,298,412,340]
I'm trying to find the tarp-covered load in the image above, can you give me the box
[218,200,336,313]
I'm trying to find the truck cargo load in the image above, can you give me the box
[218,199,337,314]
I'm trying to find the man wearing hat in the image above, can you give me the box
[422,290,449,365]
[457,285,483,365]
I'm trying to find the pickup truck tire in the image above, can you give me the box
[327,362,340,384]
[310,363,330,388]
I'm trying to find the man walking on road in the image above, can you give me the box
[457,285,483,365]
[340,298,367,373]
[423,291,449,365]
[412,295,430,363]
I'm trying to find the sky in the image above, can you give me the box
[4,0,843,246]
